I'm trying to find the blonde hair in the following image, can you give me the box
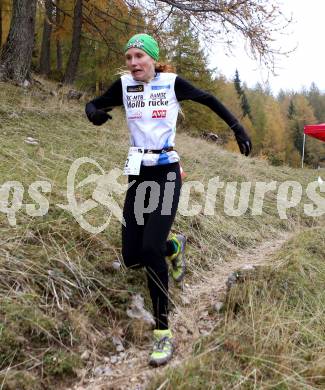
[155,62,176,73]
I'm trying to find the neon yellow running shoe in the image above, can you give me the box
[166,234,186,282]
[149,328,174,366]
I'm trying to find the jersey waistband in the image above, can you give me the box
[143,146,174,154]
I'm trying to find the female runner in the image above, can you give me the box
[85,33,252,366]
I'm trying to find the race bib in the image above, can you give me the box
[123,147,144,175]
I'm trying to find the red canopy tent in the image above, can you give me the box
[302,123,325,167]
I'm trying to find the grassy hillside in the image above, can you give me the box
[149,227,325,389]
[0,79,324,389]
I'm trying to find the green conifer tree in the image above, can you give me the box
[167,14,220,135]
[233,69,252,119]
[234,69,243,97]
[288,100,296,120]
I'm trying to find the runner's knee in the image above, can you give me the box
[142,242,168,274]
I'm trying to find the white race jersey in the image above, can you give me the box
[121,72,180,166]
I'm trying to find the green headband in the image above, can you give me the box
[125,33,159,61]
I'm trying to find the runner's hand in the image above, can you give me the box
[232,124,252,156]
[90,109,112,126]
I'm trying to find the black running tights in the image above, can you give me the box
[122,162,182,330]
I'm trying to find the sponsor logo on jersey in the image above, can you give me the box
[151,85,171,90]
[127,85,144,92]
[150,92,167,99]
[152,110,167,119]
[128,111,142,120]
[127,100,145,108]
[148,99,169,107]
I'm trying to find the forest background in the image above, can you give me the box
[1,0,325,168]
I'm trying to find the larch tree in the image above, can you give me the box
[305,82,325,123]
[124,0,291,69]
[0,0,37,83]
[263,97,286,165]
[0,0,10,46]
[55,0,63,74]
[290,95,320,166]
[52,0,136,85]
[63,0,83,84]
[73,0,140,88]
[39,0,55,75]
[0,0,12,45]
[167,14,220,134]
[0,1,2,46]
[288,99,296,120]
[50,0,74,75]
[247,86,268,153]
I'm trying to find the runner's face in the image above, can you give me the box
[125,48,155,83]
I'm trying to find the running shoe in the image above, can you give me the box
[167,234,186,282]
[149,328,174,366]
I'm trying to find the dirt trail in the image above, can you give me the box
[69,232,292,390]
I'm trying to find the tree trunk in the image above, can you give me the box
[63,0,83,84]
[55,0,63,73]
[0,2,2,48]
[39,0,54,75]
[56,39,63,73]
[0,0,37,83]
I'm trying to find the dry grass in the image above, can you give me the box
[0,78,324,389]
[149,227,325,390]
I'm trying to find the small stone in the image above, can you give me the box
[67,89,83,100]
[75,368,87,379]
[93,366,103,377]
[126,294,155,326]
[116,344,124,352]
[81,350,90,360]
[202,131,220,143]
[180,295,191,305]
[226,272,238,289]
[112,260,121,270]
[199,311,209,319]
[214,301,224,313]
[102,367,113,376]
[110,355,118,364]
[23,79,30,88]
[25,136,39,145]
[241,264,255,271]
[199,328,209,336]
[15,336,27,344]
[112,335,124,352]
[93,365,113,377]
[103,357,110,363]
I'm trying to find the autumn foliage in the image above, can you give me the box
[0,0,324,167]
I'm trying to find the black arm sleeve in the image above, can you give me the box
[175,76,240,129]
[85,78,123,118]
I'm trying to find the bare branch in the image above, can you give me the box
[124,0,292,69]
